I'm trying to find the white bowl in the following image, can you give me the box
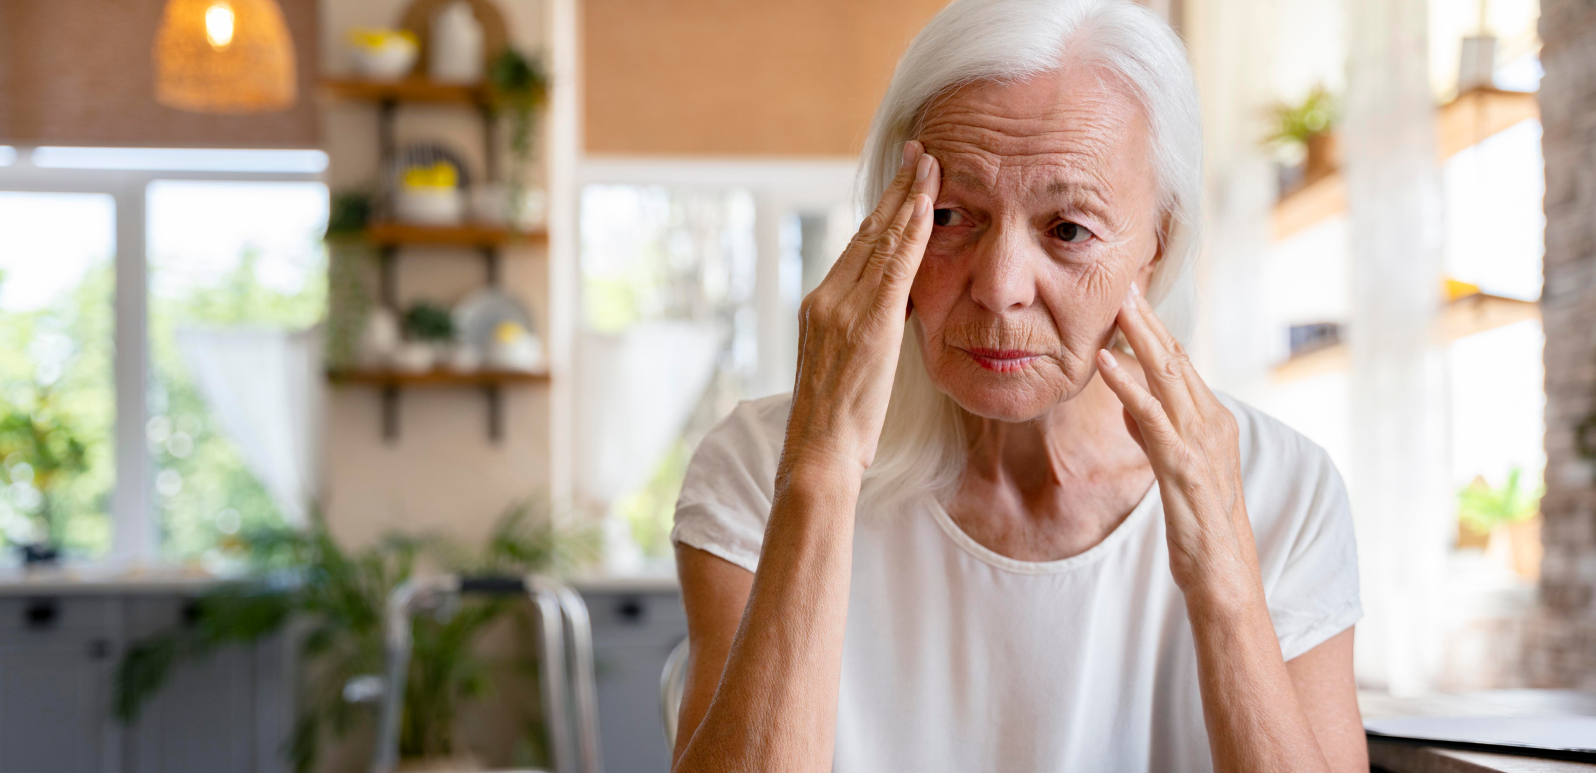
[395,188,464,226]
[351,40,418,81]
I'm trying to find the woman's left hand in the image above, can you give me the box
[1095,283,1261,605]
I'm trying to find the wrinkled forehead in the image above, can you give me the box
[915,67,1155,207]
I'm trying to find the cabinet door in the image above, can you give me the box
[582,587,688,773]
[0,598,115,773]
[122,596,282,773]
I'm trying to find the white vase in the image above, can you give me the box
[392,341,436,374]
[359,308,400,366]
[429,2,483,84]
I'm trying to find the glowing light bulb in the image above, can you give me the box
[205,2,235,49]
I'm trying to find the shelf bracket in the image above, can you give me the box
[486,384,503,443]
[382,385,401,443]
[482,246,501,286]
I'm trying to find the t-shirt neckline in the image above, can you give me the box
[924,482,1161,575]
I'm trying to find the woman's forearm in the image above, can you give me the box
[673,458,861,773]
[1186,578,1332,773]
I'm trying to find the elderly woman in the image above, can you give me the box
[669,0,1364,770]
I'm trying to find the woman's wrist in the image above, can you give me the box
[1181,565,1267,625]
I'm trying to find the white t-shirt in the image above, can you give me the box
[671,392,1361,773]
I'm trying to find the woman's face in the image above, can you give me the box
[912,66,1164,422]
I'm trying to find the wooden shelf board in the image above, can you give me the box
[1269,293,1540,384]
[1271,88,1540,241]
[365,222,548,247]
[321,77,486,104]
[328,369,550,387]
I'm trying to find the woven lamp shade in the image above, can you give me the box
[154,0,297,114]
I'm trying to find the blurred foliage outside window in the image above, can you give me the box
[147,180,327,563]
[0,192,116,557]
[579,186,756,559]
[0,183,327,563]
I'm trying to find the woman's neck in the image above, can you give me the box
[948,350,1156,561]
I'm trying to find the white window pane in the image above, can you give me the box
[146,180,327,562]
[0,191,117,558]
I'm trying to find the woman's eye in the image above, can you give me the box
[932,208,963,227]
[1052,222,1092,243]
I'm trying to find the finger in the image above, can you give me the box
[1096,348,1181,455]
[874,194,933,310]
[1115,284,1196,422]
[834,140,925,283]
[1131,289,1220,411]
[862,153,939,288]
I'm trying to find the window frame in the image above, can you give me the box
[0,148,324,565]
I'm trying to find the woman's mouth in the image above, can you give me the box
[963,348,1041,373]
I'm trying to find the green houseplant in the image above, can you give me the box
[0,387,88,559]
[487,47,550,228]
[1264,85,1342,187]
[114,499,597,771]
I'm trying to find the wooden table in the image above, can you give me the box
[1361,690,1596,773]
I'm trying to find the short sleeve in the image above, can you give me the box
[1225,396,1363,662]
[670,395,791,572]
[1265,446,1363,661]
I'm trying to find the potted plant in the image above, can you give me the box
[0,387,88,564]
[114,499,598,772]
[1265,85,1341,191]
[396,301,457,373]
[1457,466,1544,581]
[486,47,550,229]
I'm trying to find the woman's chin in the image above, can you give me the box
[934,377,1060,423]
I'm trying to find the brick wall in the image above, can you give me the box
[1530,0,1596,689]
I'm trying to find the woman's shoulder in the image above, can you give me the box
[671,394,792,572]
[1215,392,1339,483]
[699,392,793,464]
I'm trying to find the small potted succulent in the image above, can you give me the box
[1265,85,1341,193]
[395,301,456,374]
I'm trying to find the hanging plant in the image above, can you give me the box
[487,47,550,229]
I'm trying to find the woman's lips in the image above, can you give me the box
[963,347,1041,373]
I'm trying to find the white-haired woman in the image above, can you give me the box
[669,0,1365,770]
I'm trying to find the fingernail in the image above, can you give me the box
[901,141,918,168]
[1097,349,1118,370]
[915,153,932,182]
[1130,281,1142,297]
[913,194,929,217]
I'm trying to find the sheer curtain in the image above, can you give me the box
[1343,0,1450,693]
[176,327,324,526]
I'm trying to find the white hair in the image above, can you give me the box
[856,0,1204,515]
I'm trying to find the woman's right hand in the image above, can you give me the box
[784,141,941,474]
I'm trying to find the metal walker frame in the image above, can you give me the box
[365,574,603,773]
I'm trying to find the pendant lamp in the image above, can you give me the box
[154,0,297,114]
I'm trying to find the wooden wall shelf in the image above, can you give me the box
[321,77,487,104]
[1270,292,1540,384]
[1272,88,1540,241]
[329,368,550,386]
[365,222,547,248]
[329,368,550,442]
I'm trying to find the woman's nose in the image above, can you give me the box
[967,226,1038,313]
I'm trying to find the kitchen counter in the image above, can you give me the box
[1363,691,1596,773]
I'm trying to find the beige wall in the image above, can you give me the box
[582,0,951,156]
[319,0,555,549]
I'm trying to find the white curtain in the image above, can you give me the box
[176,327,324,526]
[575,322,721,504]
[1344,0,1450,693]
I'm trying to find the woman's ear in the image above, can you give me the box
[1136,209,1172,296]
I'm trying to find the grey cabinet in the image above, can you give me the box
[0,591,290,773]
[580,583,687,773]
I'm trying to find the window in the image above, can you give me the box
[0,192,117,557]
[146,181,327,562]
[574,160,856,571]
[0,148,326,566]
